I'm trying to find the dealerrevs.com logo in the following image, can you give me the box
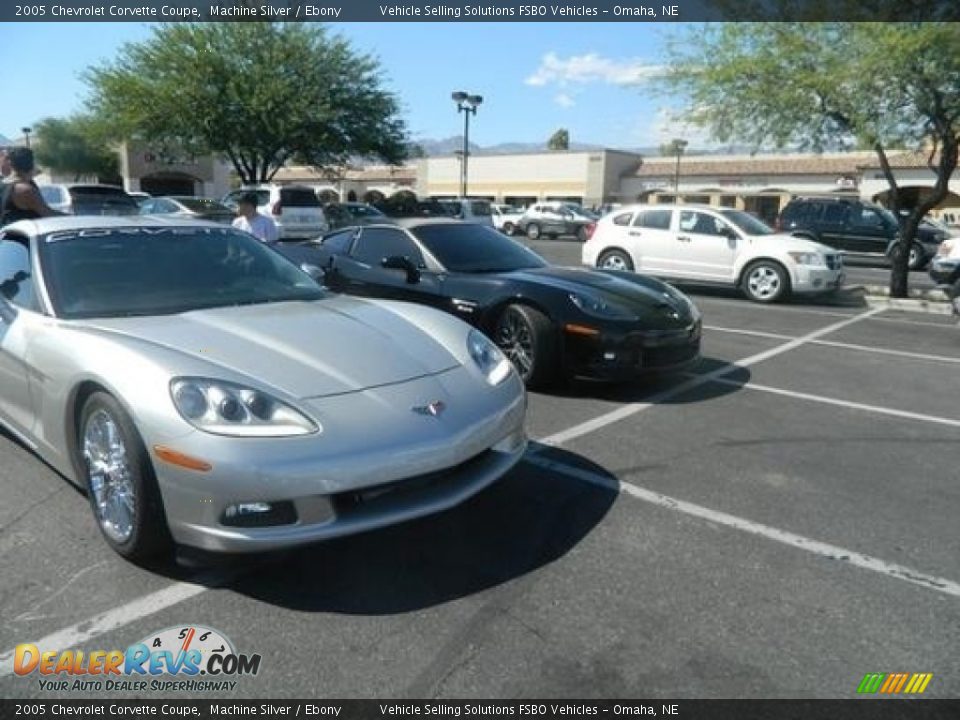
[14,625,261,693]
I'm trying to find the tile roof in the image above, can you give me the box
[634,152,874,178]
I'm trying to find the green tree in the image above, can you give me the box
[84,22,408,185]
[547,128,570,151]
[663,23,960,297]
[33,115,120,182]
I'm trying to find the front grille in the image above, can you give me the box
[643,342,699,369]
[332,450,493,515]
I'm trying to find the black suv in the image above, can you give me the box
[778,197,942,270]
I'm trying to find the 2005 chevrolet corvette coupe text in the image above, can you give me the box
[0,217,526,562]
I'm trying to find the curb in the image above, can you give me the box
[850,284,954,315]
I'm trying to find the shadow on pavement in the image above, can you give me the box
[541,357,751,405]
[212,446,617,615]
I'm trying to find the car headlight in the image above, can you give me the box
[568,292,634,319]
[170,378,318,436]
[467,329,512,386]
[788,252,825,266]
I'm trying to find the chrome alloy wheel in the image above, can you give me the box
[601,254,629,271]
[83,409,136,544]
[746,265,782,300]
[495,310,534,379]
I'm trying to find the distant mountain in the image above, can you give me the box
[410,136,760,158]
[0,133,12,147]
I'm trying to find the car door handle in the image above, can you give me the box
[677,235,691,242]
[628,230,642,237]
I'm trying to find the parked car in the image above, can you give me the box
[584,204,844,304]
[777,197,939,270]
[38,184,139,217]
[929,237,960,314]
[435,198,495,227]
[490,203,525,235]
[138,196,235,224]
[274,220,701,388]
[517,202,596,241]
[0,216,526,562]
[323,202,394,230]
[221,184,328,239]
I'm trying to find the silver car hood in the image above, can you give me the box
[76,297,460,399]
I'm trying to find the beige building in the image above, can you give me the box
[270,164,417,203]
[119,142,232,197]
[416,149,643,208]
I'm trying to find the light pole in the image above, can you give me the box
[452,91,482,197]
[21,127,32,148]
[672,138,688,200]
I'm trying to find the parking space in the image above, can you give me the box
[1,243,958,699]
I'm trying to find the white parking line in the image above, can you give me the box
[706,325,960,365]
[0,573,232,678]
[701,376,960,428]
[540,307,883,446]
[525,453,960,599]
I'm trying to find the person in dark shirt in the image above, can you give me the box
[1,147,60,224]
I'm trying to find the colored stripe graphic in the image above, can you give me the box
[858,673,932,694]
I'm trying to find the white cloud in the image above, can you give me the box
[554,92,576,108]
[640,106,718,150]
[525,52,666,88]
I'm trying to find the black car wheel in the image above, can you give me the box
[503,222,515,235]
[526,223,541,240]
[598,249,634,272]
[742,260,790,303]
[494,305,557,388]
[79,392,172,563]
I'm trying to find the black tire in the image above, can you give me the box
[597,249,634,272]
[908,244,927,271]
[493,304,558,389]
[525,223,541,240]
[503,222,515,236]
[79,392,172,562]
[741,260,790,303]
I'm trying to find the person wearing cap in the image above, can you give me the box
[231,191,279,243]
[0,147,61,224]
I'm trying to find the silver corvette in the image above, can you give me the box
[0,217,526,561]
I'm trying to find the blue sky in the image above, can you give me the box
[0,22,701,149]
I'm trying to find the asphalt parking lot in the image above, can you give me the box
[1,240,958,700]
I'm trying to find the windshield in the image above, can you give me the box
[40,227,324,319]
[176,197,232,213]
[719,209,776,236]
[411,223,547,273]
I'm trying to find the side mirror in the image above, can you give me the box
[300,263,326,283]
[721,226,739,240]
[382,255,421,284]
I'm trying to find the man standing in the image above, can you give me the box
[1,147,60,224]
[232,191,279,243]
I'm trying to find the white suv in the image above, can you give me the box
[583,204,845,303]
[221,185,328,240]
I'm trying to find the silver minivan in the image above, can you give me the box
[221,184,329,239]
[436,198,495,227]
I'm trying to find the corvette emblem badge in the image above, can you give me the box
[412,401,446,417]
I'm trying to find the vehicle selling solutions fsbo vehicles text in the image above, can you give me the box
[378,5,611,17]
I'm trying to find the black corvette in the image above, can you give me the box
[276,219,702,388]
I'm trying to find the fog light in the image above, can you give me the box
[222,501,297,527]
